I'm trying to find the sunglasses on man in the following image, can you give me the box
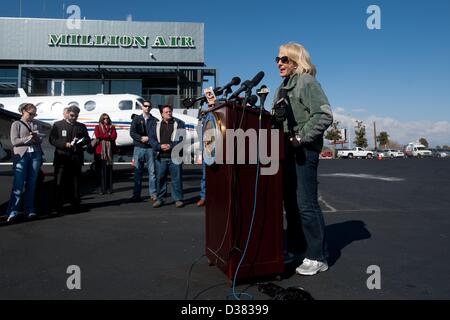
[275,56,290,64]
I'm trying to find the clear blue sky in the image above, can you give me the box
[2,0,450,144]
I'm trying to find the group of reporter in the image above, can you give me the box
[5,100,190,223]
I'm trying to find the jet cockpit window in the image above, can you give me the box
[136,98,145,110]
[84,100,96,112]
[119,100,132,110]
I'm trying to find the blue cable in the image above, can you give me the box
[229,109,264,300]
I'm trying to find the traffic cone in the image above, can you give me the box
[377,153,382,160]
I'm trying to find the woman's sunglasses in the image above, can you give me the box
[275,56,290,64]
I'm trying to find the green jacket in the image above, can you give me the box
[273,73,333,151]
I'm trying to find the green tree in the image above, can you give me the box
[325,121,342,144]
[376,131,390,149]
[354,120,368,148]
[419,137,429,148]
[325,121,342,158]
[442,145,450,150]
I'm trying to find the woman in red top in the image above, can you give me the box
[94,113,117,194]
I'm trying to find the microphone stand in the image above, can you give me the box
[222,87,232,100]
[237,87,253,130]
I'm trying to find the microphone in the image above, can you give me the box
[214,77,241,96]
[228,71,265,100]
[182,96,205,108]
[256,85,270,108]
[249,71,265,89]
[183,82,232,108]
[228,80,252,100]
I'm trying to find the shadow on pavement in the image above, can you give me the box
[282,220,371,276]
[326,220,371,267]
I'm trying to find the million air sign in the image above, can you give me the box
[0,18,204,63]
[48,34,196,48]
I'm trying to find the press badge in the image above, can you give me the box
[62,130,67,137]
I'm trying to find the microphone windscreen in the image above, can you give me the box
[250,71,265,87]
[231,77,241,86]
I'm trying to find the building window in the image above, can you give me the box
[118,100,132,110]
[0,68,17,83]
[111,80,141,95]
[65,80,102,95]
[84,100,96,112]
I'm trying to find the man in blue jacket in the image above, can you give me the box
[149,104,185,208]
[129,100,158,202]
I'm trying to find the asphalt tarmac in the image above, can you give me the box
[0,157,449,300]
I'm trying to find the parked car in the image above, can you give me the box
[320,149,334,158]
[382,149,405,158]
[432,149,450,158]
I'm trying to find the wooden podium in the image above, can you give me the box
[204,102,284,283]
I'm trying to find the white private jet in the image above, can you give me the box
[0,89,201,160]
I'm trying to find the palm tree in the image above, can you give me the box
[376,131,389,149]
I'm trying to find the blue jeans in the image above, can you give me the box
[284,146,329,262]
[199,160,206,200]
[7,152,43,216]
[133,147,157,197]
[155,157,183,202]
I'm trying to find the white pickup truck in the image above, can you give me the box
[337,147,373,159]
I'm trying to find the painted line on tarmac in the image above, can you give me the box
[320,173,404,182]
[319,194,337,213]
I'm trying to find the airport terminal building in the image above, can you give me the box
[0,17,216,108]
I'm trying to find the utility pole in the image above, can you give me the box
[373,121,377,150]
[19,0,22,17]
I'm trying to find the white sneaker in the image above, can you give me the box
[296,258,328,276]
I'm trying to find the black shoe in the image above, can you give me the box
[129,195,141,203]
